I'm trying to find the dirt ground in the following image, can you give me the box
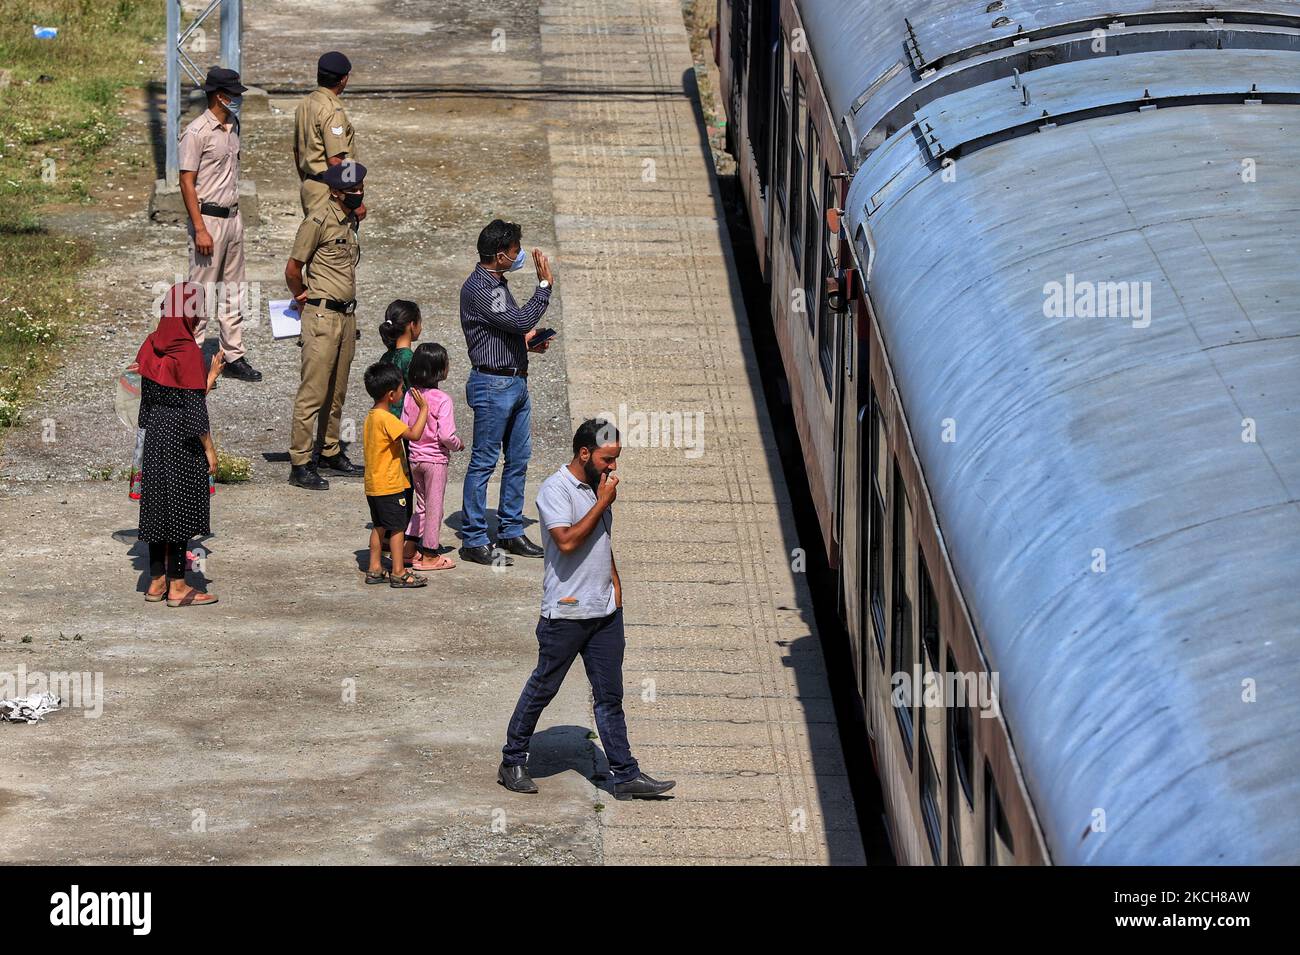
[0,0,595,864]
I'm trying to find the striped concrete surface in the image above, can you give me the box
[539,0,864,864]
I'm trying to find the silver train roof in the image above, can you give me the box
[801,0,1300,160]
[832,13,1300,862]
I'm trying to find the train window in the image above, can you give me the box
[817,165,835,396]
[947,648,977,865]
[803,125,821,332]
[947,650,975,808]
[919,552,939,668]
[790,72,806,272]
[868,397,886,667]
[984,761,1016,866]
[751,10,774,191]
[948,779,963,865]
[891,461,914,765]
[920,727,942,865]
[774,34,790,212]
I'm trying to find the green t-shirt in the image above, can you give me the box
[381,346,414,417]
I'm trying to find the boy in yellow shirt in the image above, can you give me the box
[363,362,429,588]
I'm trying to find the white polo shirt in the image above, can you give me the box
[536,466,616,620]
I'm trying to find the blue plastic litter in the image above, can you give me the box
[33,26,59,39]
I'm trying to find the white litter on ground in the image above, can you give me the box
[0,692,62,723]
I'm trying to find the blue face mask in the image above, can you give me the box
[223,94,242,123]
[507,249,526,272]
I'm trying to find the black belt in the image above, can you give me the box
[474,365,527,378]
[305,297,356,314]
[304,171,326,183]
[200,202,237,218]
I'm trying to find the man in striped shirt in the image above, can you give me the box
[459,219,555,566]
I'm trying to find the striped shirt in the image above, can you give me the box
[459,264,551,371]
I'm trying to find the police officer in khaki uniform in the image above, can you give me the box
[294,51,359,218]
[179,66,262,382]
[284,161,367,491]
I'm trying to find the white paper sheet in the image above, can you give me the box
[0,692,62,723]
[269,299,302,340]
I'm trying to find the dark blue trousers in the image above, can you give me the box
[502,608,640,784]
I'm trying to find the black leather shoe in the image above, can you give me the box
[497,762,538,794]
[614,772,676,799]
[460,544,512,567]
[318,451,361,474]
[498,535,544,558]
[288,463,329,491]
[222,357,263,382]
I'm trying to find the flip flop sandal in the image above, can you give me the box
[410,558,455,572]
[167,590,219,608]
[145,591,167,602]
[390,571,428,589]
[364,570,390,585]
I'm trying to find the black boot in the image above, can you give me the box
[222,357,263,382]
[497,762,538,794]
[614,772,676,799]
[318,451,361,474]
[497,535,544,558]
[288,463,329,490]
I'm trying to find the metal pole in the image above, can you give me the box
[165,0,180,187]
[220,0,242,75]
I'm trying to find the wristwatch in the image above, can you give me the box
[539,280,551,289]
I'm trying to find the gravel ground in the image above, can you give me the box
[0,0,600,866]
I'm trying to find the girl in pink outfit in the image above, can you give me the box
[402,343,464,571]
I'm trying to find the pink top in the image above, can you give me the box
[402,387,463,464]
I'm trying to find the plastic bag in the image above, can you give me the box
[129,427,144,501]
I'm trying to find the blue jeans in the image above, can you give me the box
[502,609,640,785]
[461,369,531,549]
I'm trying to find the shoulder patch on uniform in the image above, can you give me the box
[330,126,344,135]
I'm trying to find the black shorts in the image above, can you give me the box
[367,490,412,533]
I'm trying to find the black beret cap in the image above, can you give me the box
[318,51,352,75]
[322,160,366,190]
[202,66,247,96]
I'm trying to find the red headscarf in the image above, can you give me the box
[135,282,208,390]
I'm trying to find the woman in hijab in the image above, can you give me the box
[136,282,223,607]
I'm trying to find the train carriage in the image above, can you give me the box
[716,0,1300,864]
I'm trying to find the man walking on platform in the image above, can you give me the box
[284,161,367,491]
[458,219,554,566]
[294,51,359,218]
[178,66,262,383]
[497,419,675,800]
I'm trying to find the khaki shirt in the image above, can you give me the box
[294,87,355,178]
[178,109,239,207]
[290,200,360,301]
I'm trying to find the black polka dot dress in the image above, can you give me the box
[137,377,211,543]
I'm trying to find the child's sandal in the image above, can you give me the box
[364,570,390,585]
[390,570,427,589]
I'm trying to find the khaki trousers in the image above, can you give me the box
[290,305,357,466]
[300,179,332,217]
[187,211,247,361]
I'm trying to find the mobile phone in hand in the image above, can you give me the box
[529,328,557,348]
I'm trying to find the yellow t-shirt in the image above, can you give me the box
[363,408,409,496]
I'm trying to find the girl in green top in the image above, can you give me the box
[378,299,422,416]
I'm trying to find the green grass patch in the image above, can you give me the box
[215,450,252,484]
[0,0,159,434]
